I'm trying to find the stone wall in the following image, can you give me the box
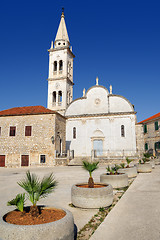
[0,113,66,167]
[135,124,144,157]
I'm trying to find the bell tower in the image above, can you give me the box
[47,9,75,115]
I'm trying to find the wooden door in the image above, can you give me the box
[21,155,29,166]
[0,155,5,167]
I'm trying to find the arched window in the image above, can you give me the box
[53,91,56,104]
[59,60,63,71]
[58,91,62,103]
[121,125,125,137]
[54,61,57,71]
[73,127,76,139]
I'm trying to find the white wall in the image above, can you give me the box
[66,115,137,157]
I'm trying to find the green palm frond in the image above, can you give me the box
[120,163,125,168]
[39,173,57,199]
[126,157,132,165]
[18,171,57,206]
[7,193,25,212]
[106,166,115,174]
[112,164,120,173]
[82,161,99,177]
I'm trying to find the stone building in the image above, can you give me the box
[0,106,66,167]
[138,112,160,156]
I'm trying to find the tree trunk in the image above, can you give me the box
[88,177,94,188]
[30,205,40,217]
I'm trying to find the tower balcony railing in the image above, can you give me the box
[53,71,57,75]
[59,70,63,75]
[58,102,62,106]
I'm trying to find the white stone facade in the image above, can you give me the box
[65,85,137,159]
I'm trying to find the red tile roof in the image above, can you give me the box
[138,112,160,124]
[0,106,58,117]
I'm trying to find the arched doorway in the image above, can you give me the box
[91,129,104,157]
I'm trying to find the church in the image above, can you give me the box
[0,11,143,167]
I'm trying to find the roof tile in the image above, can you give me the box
[0,106,57,117]
[138,112,160,124]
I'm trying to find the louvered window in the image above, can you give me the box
[144,124,147,134]
[25,126,32,136]
[155,121,159,131]
[9,126,16,136]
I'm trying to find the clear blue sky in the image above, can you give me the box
[0,0,159,122]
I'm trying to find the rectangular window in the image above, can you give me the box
[145,143,148,151]
[0,127,1,136]
[25,126,32,136]
[40,155,46,163]
[155,121,159,131]
[73,127,76,139]
[121,125,125,137]
[144,124,147,134]
[21,155,29,166]
[9,126,16,136]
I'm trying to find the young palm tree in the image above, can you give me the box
[126,157,132,168]
[18,171,57,217]
[7,193,25,212]
[82,161,99,188]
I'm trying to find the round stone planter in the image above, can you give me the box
[117,166,137,178]
[0,207,74,240]
[155,158,160,165]
[100,173,128,189]
[136,163,152,173]
[71,183,113,209]
[150,160,155,169]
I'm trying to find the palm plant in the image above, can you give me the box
[82,161,99,188]
[120,163,125,169]
[126,157,132,167]
[106,166,115,175]
[112,164,121,173]
[18,171,57,216]
[7,193,25,212]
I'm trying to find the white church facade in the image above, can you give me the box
[47,10,142,162]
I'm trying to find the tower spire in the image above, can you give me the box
[54,9,70,48]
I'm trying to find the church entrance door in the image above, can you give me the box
[93,140,103,156]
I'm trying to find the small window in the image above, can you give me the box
[58,42,61,45]
[53,91,56,103]
[59,60,63,71]
[121,125,125,137]
[0,127,1,136]
[9,126,16,136]
[54,61,57,71]
[155,142,160,150]
[25,126,32,136]
[40,155,46,163]
[58,91,62,103]
[155,121,159,131]
[144,124,147,133]
[145,143,148,151]
[73,127,76,139]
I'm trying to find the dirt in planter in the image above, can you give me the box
[4,207,66,225]
[76,184,107,188]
